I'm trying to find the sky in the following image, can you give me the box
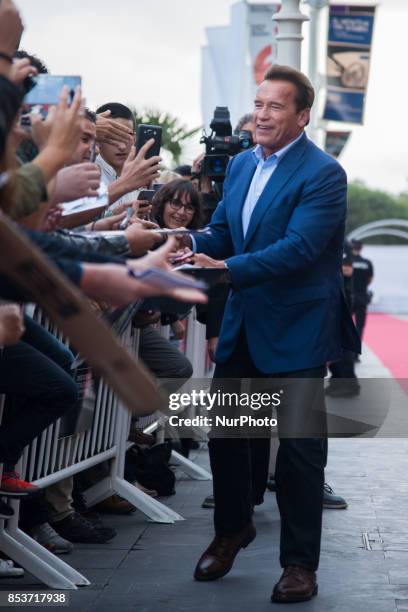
[15,0,408,195]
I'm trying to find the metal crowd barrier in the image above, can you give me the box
[138,310,214,480]
[0,306,211,589]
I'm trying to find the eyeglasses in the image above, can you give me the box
[168,198,195,215]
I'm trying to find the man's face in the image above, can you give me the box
[99,117,134,172]
[70,118,97,165]
[253,80,310,155]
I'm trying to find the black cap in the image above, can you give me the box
[351,239,363,249]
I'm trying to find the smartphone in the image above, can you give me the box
[23,75,81,106]
[137,189,155,202]
[136,124,162,159]
[89,139,97,163]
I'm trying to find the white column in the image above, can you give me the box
[307,0,329,145]
[272,0,309,70]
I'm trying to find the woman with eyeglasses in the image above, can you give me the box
[149,178,204,341]
[152,179,203,231]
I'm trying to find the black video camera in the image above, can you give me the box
[200,107,253,182]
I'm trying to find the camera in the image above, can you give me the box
[200,107,253,182]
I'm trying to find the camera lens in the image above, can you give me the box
[210,157,227,176]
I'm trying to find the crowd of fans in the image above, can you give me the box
[0,0,226,577]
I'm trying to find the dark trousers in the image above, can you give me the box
[0,316,78,467]
[209,327,326,571]
[138,325,193,394]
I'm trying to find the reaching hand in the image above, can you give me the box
[0,303,25,346]
[191,252,225,268]
[135,199,153,220]
[125,224,163,256]
[81,255,208,307]
[127,237,208,303]
[30,106,57,151]
[192,152,205,175]
[171,320,185,341]
[9,58,37,86]
[91,212,128,231]
[53,163,101,203]
[40,204,63,233]
[96,110,134,147]
[46,85,85,165]
[120,139,161,191]
[207,337,218,362]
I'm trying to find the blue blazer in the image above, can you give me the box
[195,133,360,374]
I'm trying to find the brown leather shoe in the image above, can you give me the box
[93,495,135,515]
[194,522,256,581]
[271,566,318,603]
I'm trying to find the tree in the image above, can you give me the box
[131,107,200,166]
[347,181,408,243]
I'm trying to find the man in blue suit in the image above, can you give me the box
[191,65,360,603]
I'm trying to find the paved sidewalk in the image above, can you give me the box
[1,437,408,612]
[1,341,408,611]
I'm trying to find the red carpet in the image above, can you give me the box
[363,314,408,380]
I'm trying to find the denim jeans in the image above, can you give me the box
[0,316,78,466]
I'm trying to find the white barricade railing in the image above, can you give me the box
[0,306,213,589]
[164,311,214,479]
[0,314,179,590]
[134,313,213,480]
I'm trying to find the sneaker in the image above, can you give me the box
[201,494,215,509]
[31,522,73,554]
[323,483,348,509]
[0,500,14,519]
[51,512,116,544]
[0,472,39,498]
[0,559,24,578]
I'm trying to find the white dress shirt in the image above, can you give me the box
[191,133,304,253]
[241,132,304,237]
[96,154,140,210]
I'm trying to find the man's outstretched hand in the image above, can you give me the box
[127,237,208,304]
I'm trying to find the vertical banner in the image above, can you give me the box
[248,3,280,87]
[323,4,376,124]
[201,2,280,130]
[324,130,351,158]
